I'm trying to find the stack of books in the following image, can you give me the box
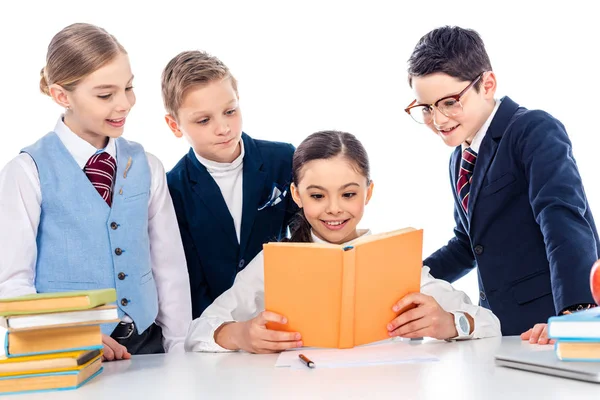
[548,307,600,361]
[0,289,119,395]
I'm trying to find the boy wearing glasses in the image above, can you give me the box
[405,26,599,342]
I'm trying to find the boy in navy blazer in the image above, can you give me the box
[404,26,599,339]
[162,51,297,319]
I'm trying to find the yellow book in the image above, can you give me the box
[0,357,102,394]
[264,228,423,348]
[0,350,101,377]
[556,341,600,361]
[0,289,116,316]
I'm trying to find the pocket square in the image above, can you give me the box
[258,184,288,211]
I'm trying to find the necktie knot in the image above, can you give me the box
[84,152,116,206]
[457,147,477,213]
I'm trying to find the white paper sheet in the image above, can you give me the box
[275,340,439,369]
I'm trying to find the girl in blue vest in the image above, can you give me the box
[0,23,192,359]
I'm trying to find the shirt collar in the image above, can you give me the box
[194,139,245,173]
[462,98,501,154]
[54,116,117,169]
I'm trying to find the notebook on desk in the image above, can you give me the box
[495,348,600,383]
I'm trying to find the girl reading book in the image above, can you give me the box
[185,130,501,353]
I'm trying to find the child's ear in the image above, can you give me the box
[290,183,303,208]
[165,114,183,138]
[365,180,374,205]
[48,84,70,109]
[481,71,497,99]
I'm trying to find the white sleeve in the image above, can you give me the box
[185,252,266,353]
[146,153,193,352]
[420,266,501,339]
[0,154,41,298]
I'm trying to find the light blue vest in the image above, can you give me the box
[22,132,158,335]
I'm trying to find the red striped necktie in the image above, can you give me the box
[84,152,116,207]
[457,147,477,213]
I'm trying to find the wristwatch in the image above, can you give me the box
[451,312,472,340]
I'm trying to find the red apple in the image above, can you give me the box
[590,260,600,306]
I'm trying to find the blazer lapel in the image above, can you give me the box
[467,97,520,219]
[239,134,267,257]
[186,149,238,248]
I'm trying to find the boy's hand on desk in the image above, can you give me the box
[217,311,302,354]
[102,334,132,361]
[520,323,555,345]
[387,293,458,340]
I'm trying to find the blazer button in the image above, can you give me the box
[474,245,484,255]
[118,272,126,280]
[238,259,245,269]
[479,291,487,301]
[110,222,118,230]
[121,298,128,306]
[115,248,123,256]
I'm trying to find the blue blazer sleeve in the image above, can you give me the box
[518,112,598,312]
[424,206,476,282]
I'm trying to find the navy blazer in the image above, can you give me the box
[167,133,297,318]
[424,97,600,336]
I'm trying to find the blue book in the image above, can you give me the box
[548,307,600,340]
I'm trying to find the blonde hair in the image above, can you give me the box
[161,50,238,118]
[40,23,126,96]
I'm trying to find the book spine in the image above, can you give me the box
[339,246,356,348]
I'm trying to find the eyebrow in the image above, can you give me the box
[93,75,134,90]
[189,99,238,118]
[306,182,360,191]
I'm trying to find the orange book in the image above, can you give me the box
[264,228,423,348]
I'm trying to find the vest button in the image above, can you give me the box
[118,272,126,280]
[121,298,128,306]
[238,259,245,269]
[110,222,118,230]
[479,291,487,301]
[474,245,484,255]
[115,248,123,256]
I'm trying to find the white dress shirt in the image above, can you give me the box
[462,98,502,153]
[194,141,244,243]
[0,117,192,352]
[185,230,501,352]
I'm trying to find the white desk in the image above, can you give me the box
[7,336,599,399]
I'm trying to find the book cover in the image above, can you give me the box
[0,305,119,331]
[0,357,102,394]
[0,350,101,376]
[548,307,600,340]
[0,289,117,316]
[555,340,600,361]
[264,228,423,348]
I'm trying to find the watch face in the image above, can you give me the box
[459,315,469,334]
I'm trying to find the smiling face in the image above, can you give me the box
[410,72,497,147]
[291,155,374,244]
[165,77,243,163]
[50,52,135,149]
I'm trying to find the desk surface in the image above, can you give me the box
[6,336,599,399]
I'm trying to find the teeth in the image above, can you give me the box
[325,221,344,226]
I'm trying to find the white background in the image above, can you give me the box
[1,0,598,304]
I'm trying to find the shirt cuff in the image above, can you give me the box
[184,317,236,353]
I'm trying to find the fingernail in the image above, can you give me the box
[295,333,301,340]
[387,324,393,331]
[393,306,399,312]
[297,341,303,347]
[281,318,287,324]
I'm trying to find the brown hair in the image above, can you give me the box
[287,131,370,243]
[40,23,126,96]
[161,50,238,118]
